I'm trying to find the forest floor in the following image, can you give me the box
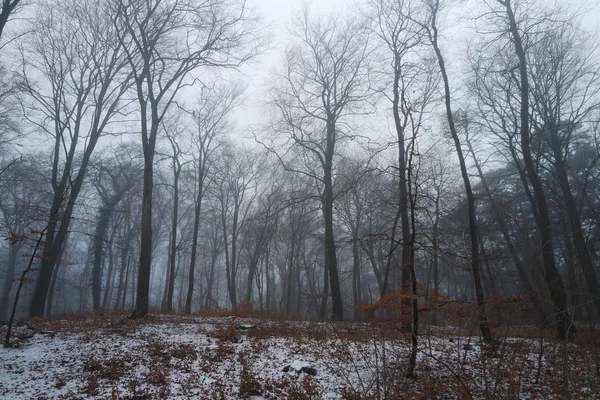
[1,312,599,399]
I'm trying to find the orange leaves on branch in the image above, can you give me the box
[361,290,419,318]
[14,276,35,284]
[488,294,530,313]
[9,234,29,243]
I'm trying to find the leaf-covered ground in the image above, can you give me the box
[1,314,599,399]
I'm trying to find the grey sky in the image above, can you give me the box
[234,0,600,141]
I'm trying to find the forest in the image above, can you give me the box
[1,0,600,398]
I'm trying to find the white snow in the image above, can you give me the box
[0,315,597,399]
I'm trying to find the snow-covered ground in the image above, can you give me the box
[1,314,598,399]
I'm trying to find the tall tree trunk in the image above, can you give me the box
[319,259,329,319]
[186,202,202,313]
[92,200,120,310]
[406,152,419,377]
[205,243,218,310]
[166,166,181,312]
[380,202,402,297]
[133,157,154,318]
[45,262,59,316]
[549,126,600,318]
[324,121,343,321]
[502,0,576,340]
[431,194,440,326]
[563,216,583,320]
[29,178,85,316]
[466,130,547,322]
[427,1,492,343]
[286,234,295,314]
[391,56,413,333]
[102,236,117,309]
[0,242,19,320]
[352,232,362,319]
[363,241,384,295]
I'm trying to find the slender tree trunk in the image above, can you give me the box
[115,248,128,311]
[0,242,19,320]
[380,200,402,297]
[205,242,218,310]
[563,217,583,320]
[29,182,82,316]
[502,0,575,340]
[467,132,547,322]
[549,127,600,318]
[166,167,181,312]
[407,164,419,377]
[323,120,343,321]
[92,200,120,310]
[45,262,59,316]
[319,258,329,319]
[431,195,440,326]
[286,234,295,314]
[364,241,384,295]
[352,232,362,319]
[427,2,492,343]
[102,237,117,309]
[393,68,413,333]
[186,205,201,313]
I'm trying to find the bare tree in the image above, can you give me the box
[527,22,600,318]
[370,0,439,337]
[0,159,48,320]
[215,146,263,309]
[478,0,576,340]
[419,0,492,343]
[185,83,243,314]
[90,147,141,311]
[159,113,191,312]
[113,0,261,318]
[264,6,372,321]
[23,0,134,317]
[242,177,282,304]
[460,112,548,322]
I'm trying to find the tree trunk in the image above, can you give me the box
[0,242,19,320]
[352,233,362,319]
[428,2,492,343]
[205,242,218,310]
[166,166,181,312]
[29,178,83,316]
[431,194,440,326]
[133,156,154,318]
[92,203,118,310]
[549,126,600,318]
[467,131,547,322]
[502,0,576,341]
[391,55,413,333]
[323,120,343,321]
[286,234,295,314]
[102,236,117,309]
[319,258,329,319]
